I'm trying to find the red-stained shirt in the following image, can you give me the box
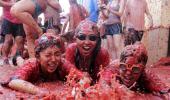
[12,58,78,82]
[65,43,110,82]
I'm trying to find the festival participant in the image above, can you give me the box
[102,0,125,60]
[0,0,25,65]
[10,0,61,58]
[65,19,110,84]
[99,42,148,91]
[99,42,170,99]
[1,33,85,95]
[123,0,153,45]
[61,0,88,43]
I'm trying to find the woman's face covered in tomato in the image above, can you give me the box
[39,45,62,73]
[35,33,65,74]
[119,57,144,87]
[75,20,99,57]
[119,42,148,88]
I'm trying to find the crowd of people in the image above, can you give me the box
[0,0,169,99]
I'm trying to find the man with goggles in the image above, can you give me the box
[99,42,170,99]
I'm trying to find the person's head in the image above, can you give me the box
[119,42,148,87]
[75,19,101,58]
[35,33,65,74]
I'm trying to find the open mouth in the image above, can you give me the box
[82,45,91,51]
[81,46,93,56]
[47,63,58,72]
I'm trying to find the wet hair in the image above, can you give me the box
[120,42,148,66]
[75,20,99,36]
[35,34,65,58]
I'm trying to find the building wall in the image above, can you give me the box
[143,0,170,65]
[161,0,170,27]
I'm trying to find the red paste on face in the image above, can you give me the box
[0,58,170,99]
[65,43,110,82]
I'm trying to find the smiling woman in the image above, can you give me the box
[65,19,110,84]
[1,33,85,95]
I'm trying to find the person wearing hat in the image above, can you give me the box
[65,19,110,84]
[1,33,84,95]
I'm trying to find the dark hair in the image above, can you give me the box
[74,19,101,81]
[120,42,148,66]
[35,36,65,58]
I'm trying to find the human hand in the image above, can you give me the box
[78,72,91,88]
[67,68,84,86]
[112,79,135,99]
[0,78,11,87]
[16,56,25,66]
